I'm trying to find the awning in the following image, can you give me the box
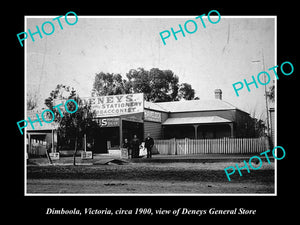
[162,116,232,125]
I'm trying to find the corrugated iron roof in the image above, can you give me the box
[146,99,238,113]
[26,110,58,131]
[144,101,169,112]
[162,116,232,125]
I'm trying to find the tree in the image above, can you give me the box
[92,68,197,102]
[91,72,126,96]
[266,85,275,102]
[58,97,97,165]
[27,90,38,110]
[178,83,195,100]
[45,84,76,109]
[126,68,179,102]
[125,68,195,102]
[45,84,97,165]
[235,109,266,138]
[125,68,151,99]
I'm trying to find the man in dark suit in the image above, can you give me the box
[145,133,154,158]
[131,134,140,158]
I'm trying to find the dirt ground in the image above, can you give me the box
[26,160,275,194]
[27,179,274,194]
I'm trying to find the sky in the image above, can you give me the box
[26,15,275,120]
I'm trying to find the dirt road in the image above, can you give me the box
[26,161,274,194]
[27,178,274,194]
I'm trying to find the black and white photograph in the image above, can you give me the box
[23,15,277,195]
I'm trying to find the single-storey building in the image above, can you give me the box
[26,89,252,155]
[26,110,58,157]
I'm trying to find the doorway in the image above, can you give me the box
[93,128,108,153]
[122,120,144,143]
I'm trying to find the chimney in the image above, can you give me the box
[214,89,222,100]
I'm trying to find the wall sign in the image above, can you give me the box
[93,118,120,127]
[49,152,60,160]
[83,93,144,117]
[144,109,161,123]
[121,112,144,123]
[81,151,93,159]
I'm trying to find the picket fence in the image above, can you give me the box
[154,137,269,155]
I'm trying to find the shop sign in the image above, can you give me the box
[49,152,60,160]
[121,148,129,159]
[81,151,93,159]
[121,112,144,123]
[83,93,144,117]
[144,109,161,122]
[93,118,119,127]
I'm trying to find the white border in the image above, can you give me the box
[24,15,277,197]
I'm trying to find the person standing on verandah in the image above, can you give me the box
[131,134,140,158]
[145,133,154,159]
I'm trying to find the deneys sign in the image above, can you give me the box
[82,93,144,117]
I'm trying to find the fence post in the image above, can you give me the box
[185,138,188,154]
[174,138,177,155]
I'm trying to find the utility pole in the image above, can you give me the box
[261,49,270,138]
[251,49,270,138]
